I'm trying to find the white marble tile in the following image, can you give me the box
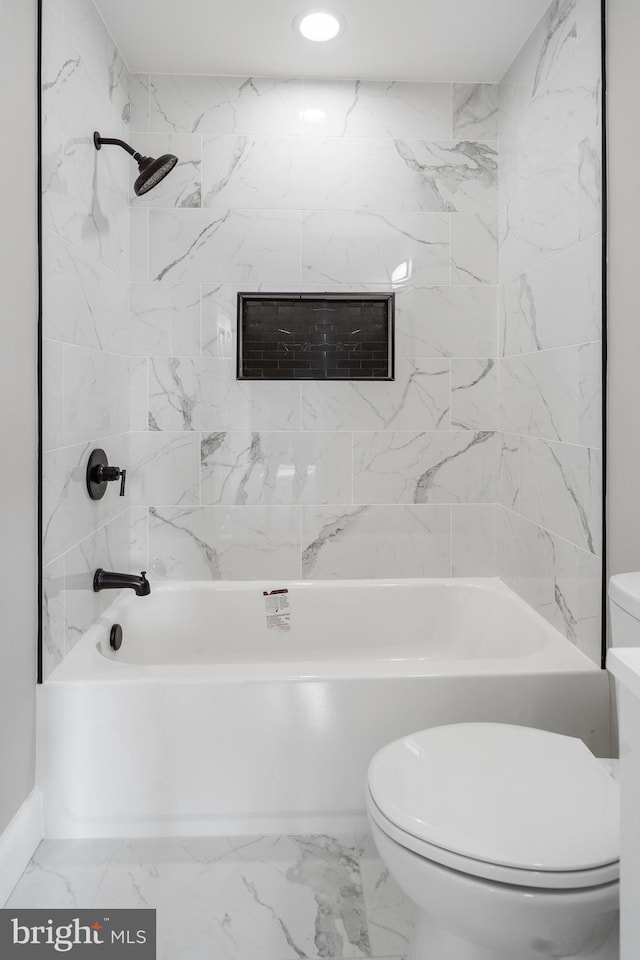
[358,834,415,959]
[498,113,520,207]
[129,506,149,573]
[42,111,129,275]
[451,214,498,284]
[497,74,521,149]
[201,283,237,358]
[301,211,449,286]
[301,505,451,579]
[43,437,129,566]
[516,19,600,169]
[352,431,496,504]
[355,140,497,214]
[9,834,415,960]
[578,341,602,448]
[451,359,498,430]
[43,0,64,25]
[579,128,602,241]
[452,84,498,140]
[498,433,520,511]
[5,840,116,909]
[519,437,601,556]
[149,208,301,284]
[128,433,201,506]
[129,357,149,433]
[129,73,150,131]
[576,549,602,665]
[64,511,131,653]
[42,12,110,141]
[500,155,578,282]
[130,207,149,281]
[43,229,129,352]
[131,282,201,357]
[63,345,130,445]
[498,0,577,133]
[499,235,602,355]
[42,557,65,682]
[131,133,202,208]
[202,280,291,360]
[500,507,579,643]
[149,75,304,136]
[42,443,90,566]
[202,136,354,211]
[301,360,450,432]
[94,835,369,960]
[578,0,601,38]
[201,432,351,506]
[42,338,64,452]
[148,358,301,432]
[64,0,130,123]
[452,504,500,576]
[302,80,452,140]
[148,506,301,581]
[42,118,105,255]
[500,348,579,444]
[69,137,130,276]
[394,284,497,359]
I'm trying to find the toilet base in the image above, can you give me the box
[409,914,499,960]
[368,816,619,960]
[408,910,619,960]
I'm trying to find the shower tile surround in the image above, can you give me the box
[41,0,602,678]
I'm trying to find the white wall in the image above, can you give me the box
[606,0,640,582]
[0,0,38,834]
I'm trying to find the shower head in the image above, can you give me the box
[93,131,178,196]
[133,154,179,196]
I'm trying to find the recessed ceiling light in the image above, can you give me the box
[297,11,342,42]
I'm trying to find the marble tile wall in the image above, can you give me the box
[127,73,501,587]
[41,0,133,679]
[497,0,603,662]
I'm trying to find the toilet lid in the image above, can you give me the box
[367,724,619,872]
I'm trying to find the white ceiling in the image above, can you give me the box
[93,0,552,83]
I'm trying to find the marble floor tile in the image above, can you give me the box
[5,833,411,960]
[357,835,415,959]
[5,839,116,909]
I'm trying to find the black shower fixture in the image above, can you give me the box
[93,131,178,196]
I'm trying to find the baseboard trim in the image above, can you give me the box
[44,809,369,840]
[0,789,43,906]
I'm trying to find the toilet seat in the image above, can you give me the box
[367,788,618,889]
[367,723,619,890]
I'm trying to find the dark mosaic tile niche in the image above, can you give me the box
[237,293,394,380]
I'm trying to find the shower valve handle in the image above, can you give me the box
[97,465,127,495]
[86,449,127,500]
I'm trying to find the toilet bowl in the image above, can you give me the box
[366,723,619,960]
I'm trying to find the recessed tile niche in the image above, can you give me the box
[237,293,394,381]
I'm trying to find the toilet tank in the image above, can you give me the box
[609,573,640,647]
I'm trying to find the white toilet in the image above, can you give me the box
[367,724,619,960]
[364,571,640,960]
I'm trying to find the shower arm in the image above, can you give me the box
[93,132,143,163]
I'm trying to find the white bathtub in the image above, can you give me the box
[38,577,610,838]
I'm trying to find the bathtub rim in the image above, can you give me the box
[46,576,601,685]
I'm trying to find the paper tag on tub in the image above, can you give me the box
[263,589,291,631]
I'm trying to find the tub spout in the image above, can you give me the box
[93,569,150,596]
